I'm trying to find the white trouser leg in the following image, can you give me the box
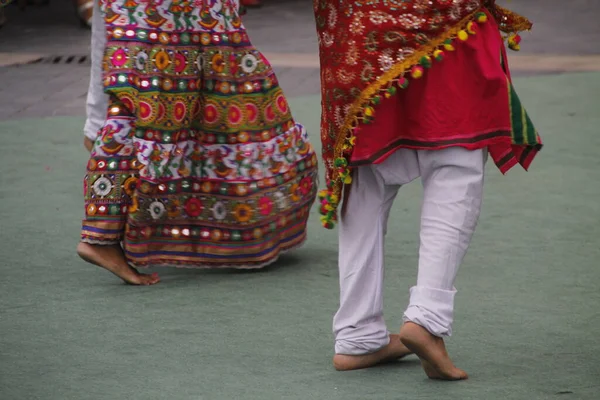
[403,147,487,337]
[334,149,420,355]
[83,0,109,141]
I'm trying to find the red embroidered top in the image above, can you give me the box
[313,0,540,228]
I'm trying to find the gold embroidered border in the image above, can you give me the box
[319,4,533,229]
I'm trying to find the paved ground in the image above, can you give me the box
[1,1,599,400]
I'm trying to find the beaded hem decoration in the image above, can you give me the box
[317,5,532,229]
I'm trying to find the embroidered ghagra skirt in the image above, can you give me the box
[81,0,318,269]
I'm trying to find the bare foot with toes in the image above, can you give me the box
[333,333,412,371]
[399,322,467,380]
[77,242,160,285]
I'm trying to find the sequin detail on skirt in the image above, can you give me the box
[81,0,318,268]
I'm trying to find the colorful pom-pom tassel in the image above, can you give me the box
[457,30,469,41]
[319,203,329,214]
[334,157,347,168]
[364,106,375,117]
[410,65,424,79]
[384,85,397,98]
[433,49,444,61]
[508,34,522,51]
[467,21,476,35]
[420,55,432,68]
[476,11,488,23]
[371,95,381,105]
[443,39,455,51]
[320,215,334,229]
[397,76,409,89]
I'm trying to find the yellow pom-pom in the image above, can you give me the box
[410,66,424,79]
[433,49,444,61]
[443,39,455,51]
[330,194,339,204]
[364,106,374,117]
[343,175,353,184]
[476,12,488,23]
[348,136,357,146]
[507,34,522,51]
[457,30,468,41]
[467,21,476,35]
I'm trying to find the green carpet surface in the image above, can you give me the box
[1,72,599,399]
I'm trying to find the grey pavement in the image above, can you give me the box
[0,0,599,121]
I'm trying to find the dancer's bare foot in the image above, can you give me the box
[84,137,94,152]
[77,242,160,285]
[399,322,468,380]
[333,334,412,371]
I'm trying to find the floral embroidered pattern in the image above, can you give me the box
[82,0,318,268]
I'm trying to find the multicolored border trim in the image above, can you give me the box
[318,5,532,229]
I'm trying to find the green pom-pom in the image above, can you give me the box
[334,158,348,168]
